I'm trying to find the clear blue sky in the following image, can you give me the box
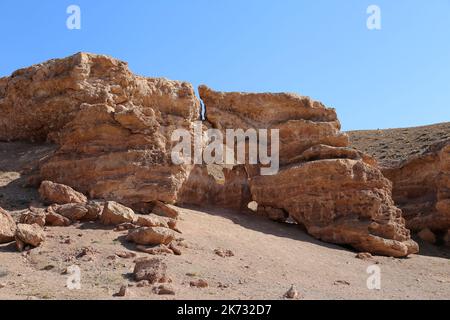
[1,0,449,130]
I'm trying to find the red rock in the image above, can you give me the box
[0,208,16,244]
[39,181,87,205]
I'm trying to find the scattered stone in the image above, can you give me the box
[169,243,182,256]
[115,251,137,259]
[284,285,300,299]
[39,181,87,205]
[152,201,180,219]
[190,279,208,288]
[127,227,176,246]
[418,228,437,244]
[218,282,230,289]
[136,280,150,288]
[334,280,351,286]
[153,284,175,295]
[214,248,234,258]
[45,210,71,226]
[15,224,45,250]
[19,210,46,227]
[83,201,103,221]
[113,285,128,297]
[356,252,374,260]
[114,222,138,231]
[101,201,136,226]
[0,207,17,244]
[53,203,88,221]
[133,258,169,284]
[136,244,173,255]
[135,214,170,229]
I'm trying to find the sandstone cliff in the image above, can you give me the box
[0,53,419,256]
[0,53,200,206]
[192,86,418,257]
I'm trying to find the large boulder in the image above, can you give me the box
[100,201,136,226]
[199,86,419,257]
[15,223,45,250]
[0,208,16,243]
[39,181,87,205]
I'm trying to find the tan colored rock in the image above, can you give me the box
[136,244,173,255]
[53,203,88,221]
[127,227,176,246]
[19,210,46,227]
[284,285,300,299]
[151,201,180,219]
[135,214,170,229]
[0,208,16,244]
[133,258,169,284]
[101,201,136,225]
[417,228,436,244]
[39,181,87,205]
[202,86,418,257]
[15,224,45,249]
[190,279,208,288]
[349,126,450,233]
[45,210,71,227]
[250,159,418,257]
[83,201,103,221]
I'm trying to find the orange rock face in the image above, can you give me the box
[198,86,418,257]
[383,142,450,232]
[0,53,200,206]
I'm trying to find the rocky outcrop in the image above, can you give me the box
[199,86,418,257]
[0,53,200,207]
[349,124,450,235]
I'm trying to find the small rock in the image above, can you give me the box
[127,227,176,246]
[284,285,299,299]
[137,280,150,287]
[153,284,175,295]
[334,280,351,286]
[214,248,234,258]
[136,244,173,255]
[169,243,182,255]
[45,210,71,226]
[190,279,208,288]
[19,210,46,227]
[356,252,373,260]
[15,224,45,250]
[115,251,137,259]
[133,258,169,284]
[54,203,88,221]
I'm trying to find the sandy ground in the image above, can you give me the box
[0,142,449,300]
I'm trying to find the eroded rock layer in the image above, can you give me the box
[0,53,200,206]
[349,124,450,234]
[200,86,418,257]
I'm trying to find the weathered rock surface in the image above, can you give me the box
[19,210,46,227]
[127,227,176,246]
[0,53,199,207]
[349,124,450,233]
[39,181,87,205]
[100,201,136,226]
[15,223,45,249]
[0,208,16,243]
[200,86,418,257]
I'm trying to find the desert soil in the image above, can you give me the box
[0,142,449,300]
[348,122,450,168]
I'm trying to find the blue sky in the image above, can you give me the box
[0,0,449,130]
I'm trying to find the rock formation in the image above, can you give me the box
[0,53,421,256]
[0,53,200,207]
[198,86,418,257]
[349,124,450,239]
